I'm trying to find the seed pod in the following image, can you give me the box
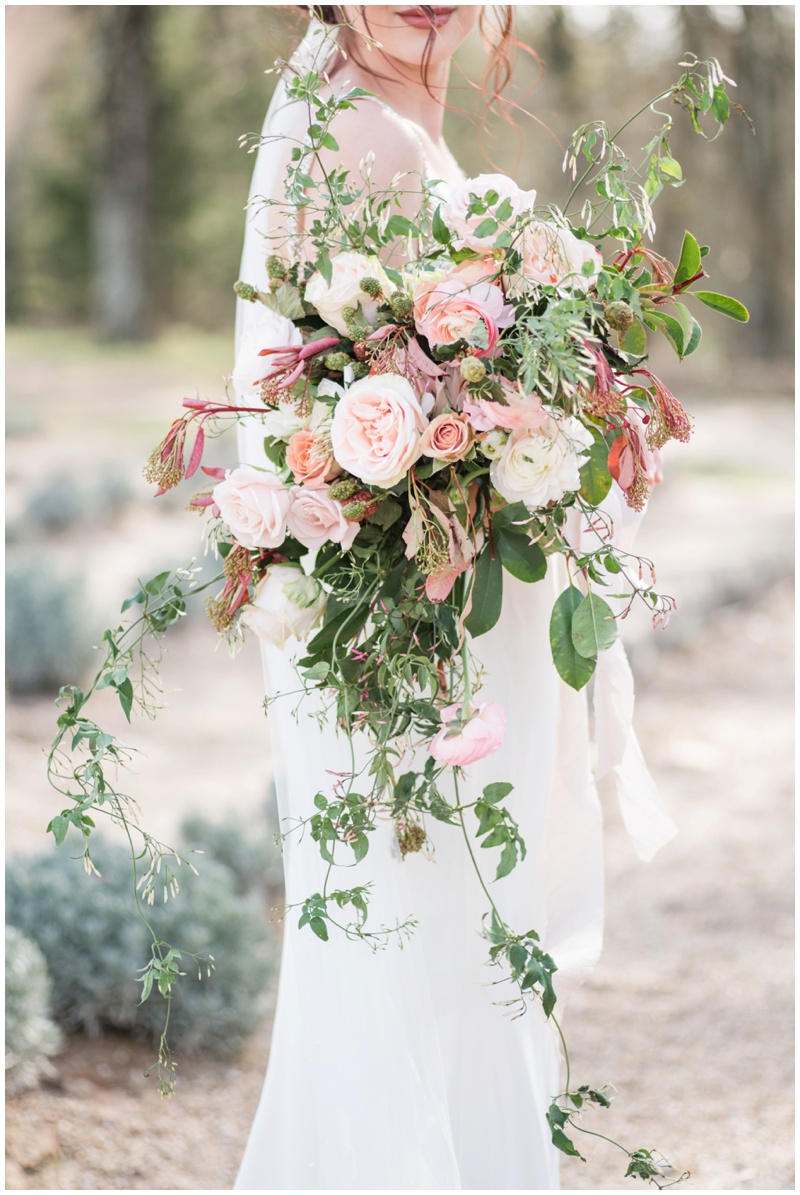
[604,300,635,332]
[266,255,288,281]
[328,477,360,501]
[359,276,382,299]
[459,356,486,384]
[389,291,413,323]
[233,281,257,302]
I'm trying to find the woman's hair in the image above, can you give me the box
[295,5,522,116]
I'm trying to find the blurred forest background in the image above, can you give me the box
[5,4,795,370]
[5,7,794,1191]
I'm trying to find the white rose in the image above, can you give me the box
[561,229,603,291]
[286,485,359,552]
[304,252,392,336]
[214,467,291,549]
[239,564,326,649]
[490,414,594,509]
[441,173,537,250]
[331,372,427,489]
[261,398,330,441]
[232,312,303,403]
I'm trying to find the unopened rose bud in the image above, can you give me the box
[359,276,382,300]
[459,356,486,384]
[604,300,635,332]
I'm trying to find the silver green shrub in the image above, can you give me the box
[5,926,62,1093]
[5,556,94,694]
[180,798,284,895]
[6,839,275,1056]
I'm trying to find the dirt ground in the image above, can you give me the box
[5,330,794,1190]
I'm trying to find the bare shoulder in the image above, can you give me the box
[314,100,428,195]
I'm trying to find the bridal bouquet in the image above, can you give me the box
[48,49,747,1184]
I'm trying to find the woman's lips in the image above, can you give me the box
[396,6,456,30]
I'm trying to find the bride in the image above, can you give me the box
[233,6,676,1189]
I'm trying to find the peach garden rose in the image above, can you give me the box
[285,429,339,488]
[428,702,507,766]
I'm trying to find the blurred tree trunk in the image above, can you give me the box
[92,7,152,340]
[680,6,792,360]
[729,6,792,358]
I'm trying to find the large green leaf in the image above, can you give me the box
[684,316,703,357]
[465,548,503,638]
[549,586,597,691]
[693,291,750,322]
[494,527,547,584]
[571,592,618,658]
[579,432,613,506]
[673,230,702,287]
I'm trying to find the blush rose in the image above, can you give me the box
[330,373,427,488]
[213,467,291,549]
[286,485,360,552]
[419,412,474,463]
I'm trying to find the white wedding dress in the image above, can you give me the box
[232,22,677,1192]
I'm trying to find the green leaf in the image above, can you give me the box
[492,501,532,531]
[351,835,369,864]
[650,309,686,357]
[309,917,329,941]
[431,205,451,245]
[482,781,513,805]
[549,586,597,691]
[321,131,339,152]
[693,290,750,322]
[116,678,134,723]
[578,433,613,506]
[551,1126,585,1160]
[684,316,703,357]
[144,571,170,596]
[464,548,503,638]
[673,230,702,287]
[47,815,69,847]
[317,247,332,287]
[473,217,499,239]
[271,282,306,321]
[494,527,547,584]
[672,300,695,349]
[495,842,518,881]
[619,318,647,356]
[571,591,617,657]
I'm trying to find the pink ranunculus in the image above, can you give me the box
[286,485,359,552]
[441,173,537,250]
[285,429,339,488]
[428,702,507,766]
[330,373,427,488]
[419,412,474,462]
[413,261,513,357]
[213,467,291,549]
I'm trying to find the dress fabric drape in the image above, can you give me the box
[231,24,676,1190]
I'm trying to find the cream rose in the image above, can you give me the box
[490,414,594,509]
[239,564,326,649]
[441,174,536,250]
[213,467,291,549]
[331,373,427,488]
[419,412,474,463]
[286,485,359,552]
[304,252,391,336]
[520,221,602,291]
[232,312,303,403]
